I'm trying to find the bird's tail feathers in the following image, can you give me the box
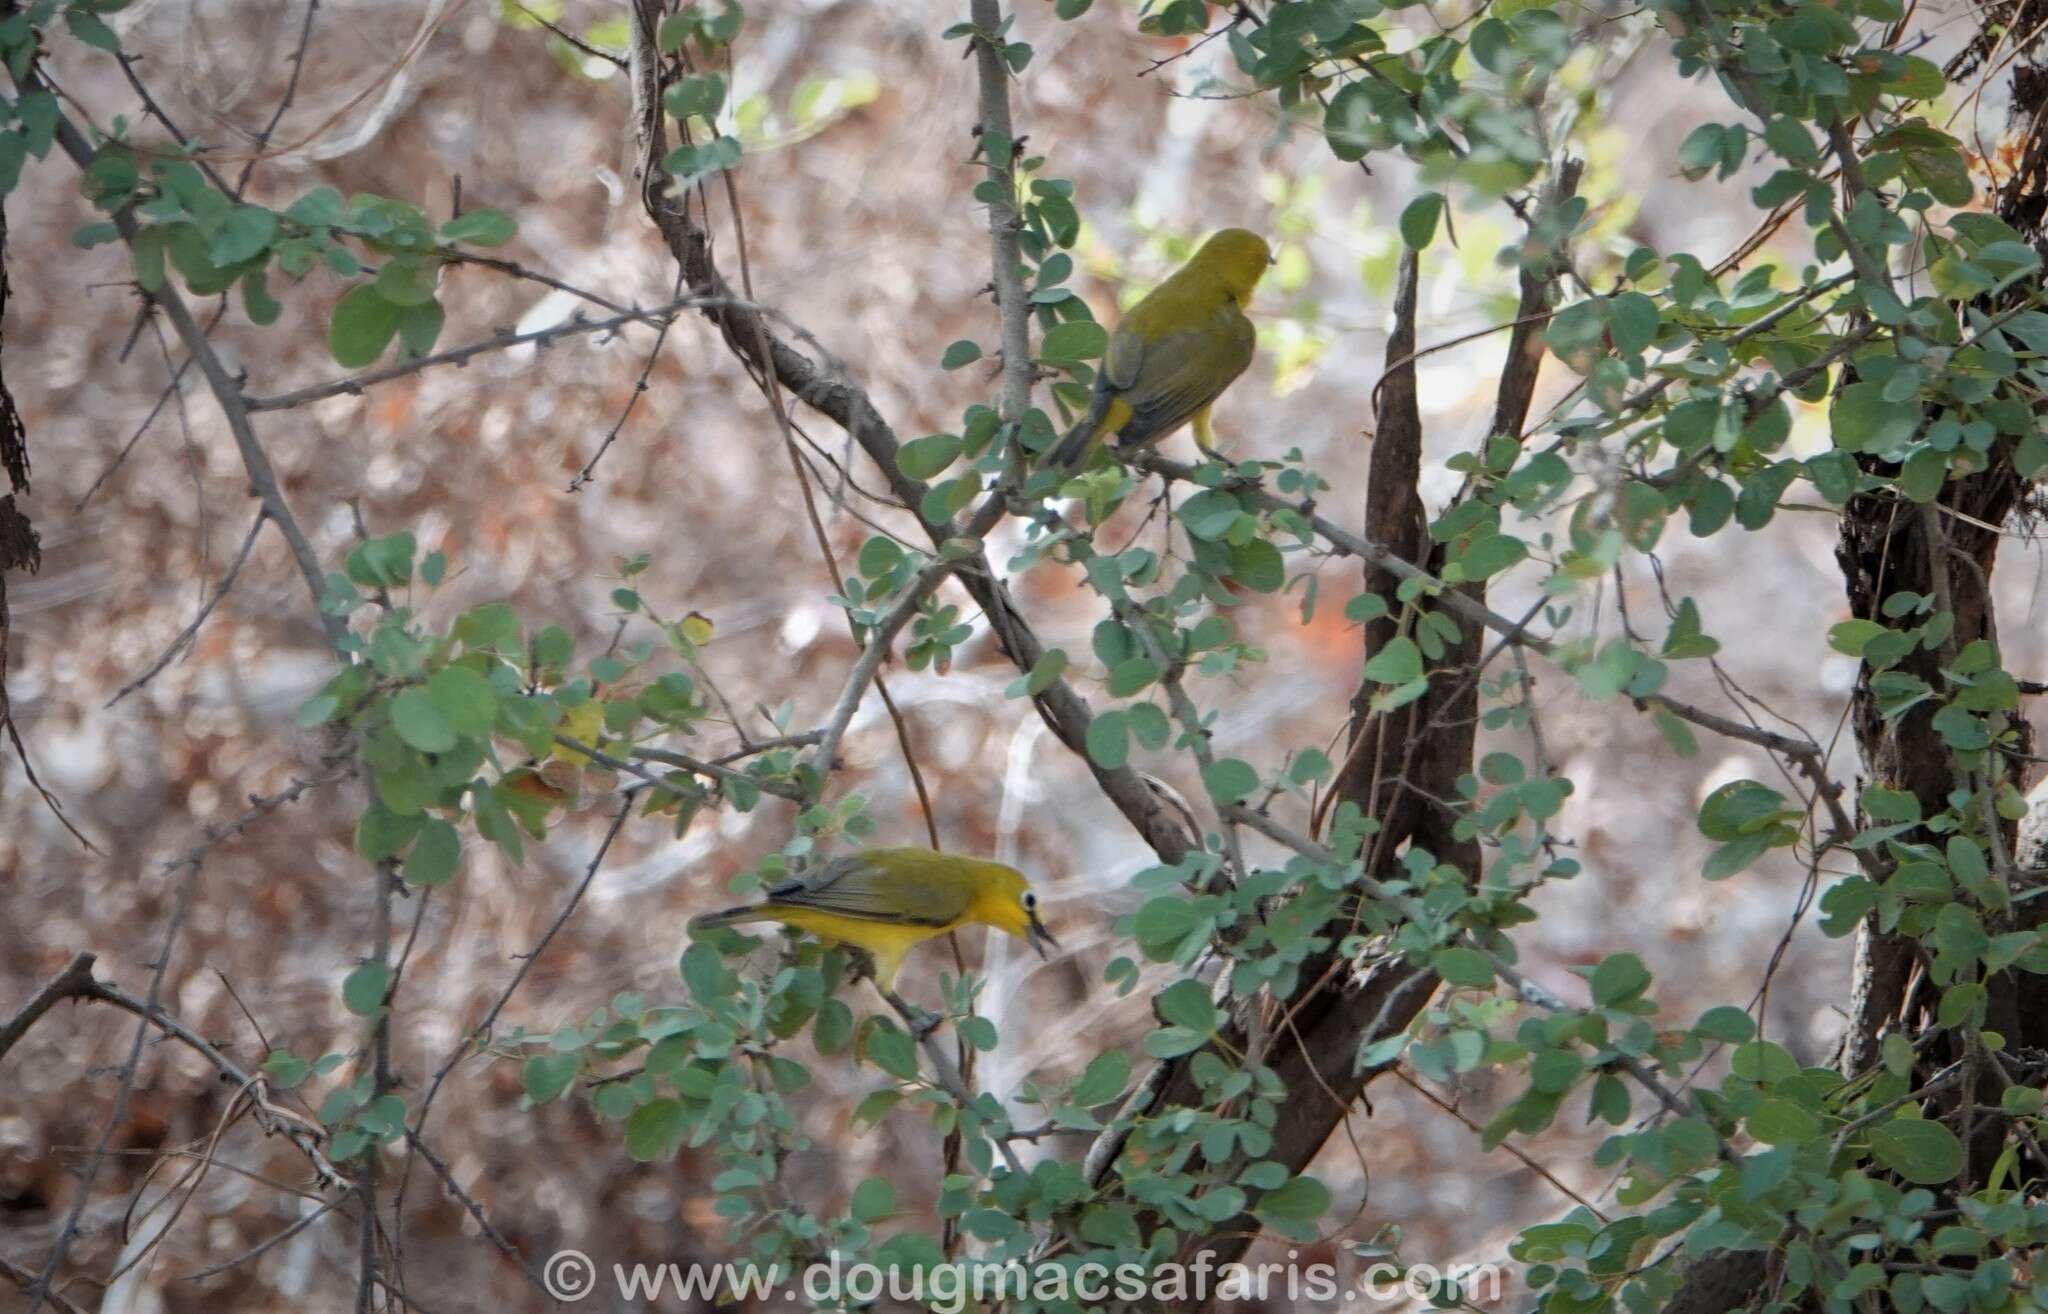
[1046,413,1102,473]
[688,905,768,935]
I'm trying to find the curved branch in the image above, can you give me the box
[622,0,1194,862]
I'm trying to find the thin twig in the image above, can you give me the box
[243,295,711,414]
[1133,451,1825,763]
[808,495,1010,789]
[393,798,633,1258]
[17,770,345,1313]
[39,100,341,647]
[107,510,269,706]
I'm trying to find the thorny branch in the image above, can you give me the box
[15,769,347,1314]
[30,89,343,649]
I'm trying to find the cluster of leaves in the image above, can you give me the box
[305,536,795,955]
[9,3,524,369]
[655,3,748,185]
[284,535,859,1162]
[0,1,127,194]
[73,153,518,367]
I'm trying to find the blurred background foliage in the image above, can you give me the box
[2,0,2045,1310]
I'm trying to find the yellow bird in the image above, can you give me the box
[687,847,1058,990]
[1048,227,1271,471]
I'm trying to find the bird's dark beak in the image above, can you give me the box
[1027,912,1060,961]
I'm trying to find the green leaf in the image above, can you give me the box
[0,132,24,198]
[1398,192,1445,249]
[1007,647,1068,699]
[863,1026,920,1081]
[1086,710,1129,769]
[1589,953,1650,1007]
[1363,636,1422,685]
[813,999,854,1055]
[1106,657,1160,697]
[1697,779,1797,841]
[396,298,444,358]
[1203,757,1259,803]
[1694,1005,1756,1043]
[434,209,509,247]
[263,1050,312,1088]
[355,803,423,862]
[342,962,392,1017]
[1830,381,1920,454]
[1730,1040,1799,1084]
[64,8,123,51]
[1748,1097,1818,1145]
[1155,978,1220,1031]
[662,73,728,123]
[1434,946,1496,987]
[1868,1116,1963,1185]
[624,1099,688,1160]
[1344,592,1389,623]
[663,135,742,183]
[402,819,461,887]
[208,205,279,265]
[241,270,282,326]
[1450,532,1526,581]
[1604,291,1661,356]
[287,186,346,227]
[1132,896,1205,960]
[1253,1174,1331,1225]
[1143,1025,1208,1058]
[852,1088,903,1125]
[1702,832,1773,880]
[328,285,401,368]
[426,667,498,738]
[1827,618,1890,657]
[390,687,458,753]
[1041,319,1109,362]
[941,339,982,370]
[850,1176,895,1223]
[1070,1050,1130,1106]
[897,433,962,480]
[1227,539,1285,593]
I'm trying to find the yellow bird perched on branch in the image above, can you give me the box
[1048,227,1271,471]
[687,847,1058,990]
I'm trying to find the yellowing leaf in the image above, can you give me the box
[556,702,607,764]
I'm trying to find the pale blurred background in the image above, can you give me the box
[3,0,2043,1310]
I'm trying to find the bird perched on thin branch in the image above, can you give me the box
[1048,227,1271,471]
[688,847,1058,990]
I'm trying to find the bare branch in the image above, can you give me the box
[107,509,269,706]
[19,767,345,1314]
[968,0,1034,425]
[33,91,343,649]
[243,295,711,414]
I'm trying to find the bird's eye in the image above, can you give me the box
[1023,891,1037,911]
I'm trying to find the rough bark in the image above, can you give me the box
[1,197,49,809]
[1834,0,2048,1102]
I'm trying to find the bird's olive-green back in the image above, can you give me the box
[760,847,1022,927]
[1092,229,1267,447]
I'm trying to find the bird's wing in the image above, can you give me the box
[1116,304,1255,447]
[1101,322,1147,393]
[761,855,966,927]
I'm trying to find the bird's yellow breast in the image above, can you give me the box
[763,907,959,989]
